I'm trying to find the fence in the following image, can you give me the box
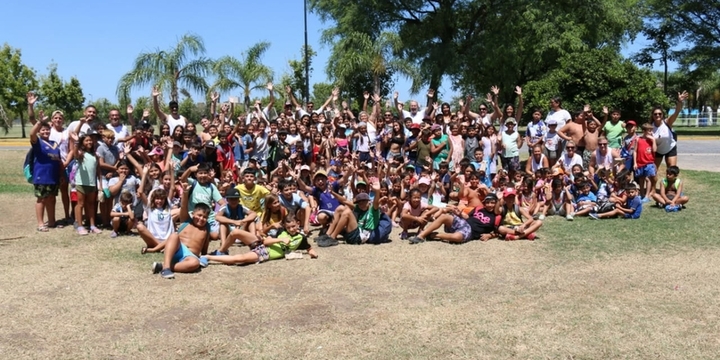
[669,108,720,127]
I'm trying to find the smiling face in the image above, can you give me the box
[109,110,121,125]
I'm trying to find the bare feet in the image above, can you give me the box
[308,248,318,259]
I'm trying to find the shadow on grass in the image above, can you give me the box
[542,170,720,260]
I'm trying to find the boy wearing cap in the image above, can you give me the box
[216,130,235,174]
[601,108,625,158]
[543,119,561,167]
[297,168,349,228]
[634,123,657,202]
[318,180,391,246]
[180,163,225,241]
[278,180,311,234]
[620,120,638,173]
[499,117,523,175]
[209,187,258,256]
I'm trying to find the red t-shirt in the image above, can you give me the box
[635,137,654,167]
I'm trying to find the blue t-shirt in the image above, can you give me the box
[32,139,61,185]
[278,192,308,215]
[575,192,597,204]
[625,196,642,218]
[182,152,204,169]
[312,181,341,212]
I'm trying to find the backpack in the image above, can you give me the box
[23,147,35,183]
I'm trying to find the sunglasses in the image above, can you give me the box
[599,143,608,146]
[653,113,663,116]
[566,147,576,150]
[479,108,487,111]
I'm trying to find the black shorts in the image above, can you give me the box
[655,145,677,158]
[134,204,145,221]
[341,228,362,245]
[116,216,131,232]
[34,184,59,198]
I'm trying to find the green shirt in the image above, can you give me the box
[188,179,222,223]
[603,121,625,149]
[354,205,380,231]
[267,231,306,260]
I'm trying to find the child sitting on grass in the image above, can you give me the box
[399,188,439,240]
[201,215,317,266]
[589,183,642,220]
[109,191,135,238]
[652,165,689,211]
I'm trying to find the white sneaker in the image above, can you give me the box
[566,214,574,221]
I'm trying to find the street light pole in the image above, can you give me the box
[304,0,310,105]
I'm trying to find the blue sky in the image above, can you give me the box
[2,0,672,106]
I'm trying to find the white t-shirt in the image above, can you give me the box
[560,153,583,170]
[545,109,571,130]
[166,115,187,132]
[106,123,129,151]
[501,131,520,158]
[49,127,69,161]
[652,120,676,155]
[402,109,427,124]
[145,205,174,241]
[67,120,96,135]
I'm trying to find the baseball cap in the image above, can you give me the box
[138,120,151,129]
[483,193,499,202]
[431,124,442,131]
[172,141,182,147]
[418,177,431,186]
[314,169,328,179]
[546,119,558,126]
[626,120,637,127]
[300,165,310,171]
[410,123,421,130]
[502,187,517,197]
[225,188,240,199]
[354,193,370,203]
[204,140,216,148]
[356,180,367,187]
[505,117,517,125]
[249,156,259,162]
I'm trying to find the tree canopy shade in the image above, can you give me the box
[117,33,212,103]
[311,0,643,104]
[211,41,273,108]
[640,0,720,80]
[0,44,37,134]
[38,64,85,124]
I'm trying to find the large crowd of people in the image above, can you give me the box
[26,84,691,279]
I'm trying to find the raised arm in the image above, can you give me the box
[210,92,219,120]
[126,104,136,127]
[152,86,167,122]
[515,86,523,121]
[425,88,435,115]
[179,181,192,223]
[666,91,689,127]
[27,92,38,125]
[362,92,370,113]
[266,82,275,112]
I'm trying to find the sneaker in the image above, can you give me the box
[110,231,118,238]
[151,262,163,274]
[538,214,545,220]
[641,197,651,204]
[199,256,209,268]
[526,233,537,241]
[408,236,425,245]
[160,268,175,279]
[209,249,228,256]
[589,212,599,220]
[566,214,574,221]
[316,235,338,247]
[400,231,409,240]
[77,227,89,236]
[90,226,102,234]
[505,234,518,241]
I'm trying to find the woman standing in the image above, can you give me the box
[28,93,62,232]
[652,91,688,168]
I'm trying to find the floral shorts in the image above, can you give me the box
[444,215,473,243]
[251,244,269,263]
[34,184,59,198]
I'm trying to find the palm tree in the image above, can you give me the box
[328,31,419,95]
[117,33,212,102]
[211,42,274,106]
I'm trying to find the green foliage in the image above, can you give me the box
[211,41,273,107]
[0,44,38,135]
[642,0,720,79]
[523,48,669,122]
[38,63,85,122]
[178,97,207,123]
[286,45,317,104]
[311,82,334,106]
[117,33,212,102]
[88,98,119,123]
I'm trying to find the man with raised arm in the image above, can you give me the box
[152,85,187,131]
[394,88,436,124]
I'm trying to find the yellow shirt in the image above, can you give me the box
[236,184,270,216]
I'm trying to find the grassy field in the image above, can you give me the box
[1,150,720,359]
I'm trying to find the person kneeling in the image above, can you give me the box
[201,215,317,265]
[589,184,642,220]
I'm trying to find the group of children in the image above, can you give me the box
[27,86,692,279]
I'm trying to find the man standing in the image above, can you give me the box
[394,89,435,124]
[152,85,187,131]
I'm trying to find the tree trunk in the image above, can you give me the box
[20,111,26,138]
[373,74,381,97]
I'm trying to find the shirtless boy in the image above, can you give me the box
[150,182,211,279]
[558,109,587,155]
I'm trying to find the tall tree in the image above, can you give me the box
[0,44,38,135]
[642,0,720,79]
[211,41,273,108]
[38,63,85,123]
[285,45,317,104]
[117,33,212,102]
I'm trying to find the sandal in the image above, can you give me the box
[141,247,148,255]
[36,226,49,232]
